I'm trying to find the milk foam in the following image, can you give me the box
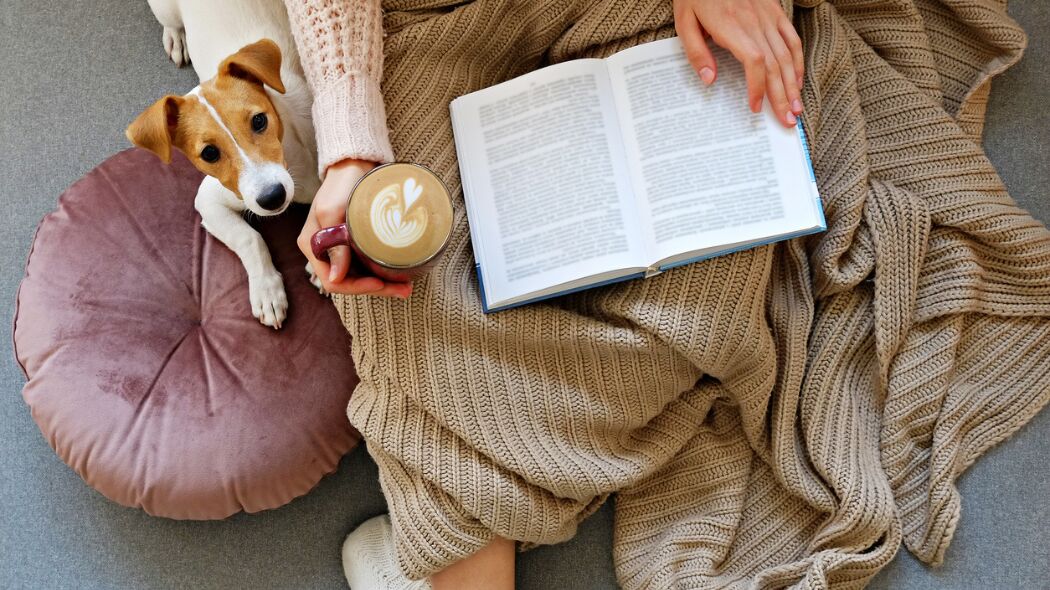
[370,178,428,248]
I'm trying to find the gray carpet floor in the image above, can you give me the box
[1,2,1046,588]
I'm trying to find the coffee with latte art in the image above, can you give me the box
[347,163,453,269]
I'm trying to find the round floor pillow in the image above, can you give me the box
[13,148,359,519]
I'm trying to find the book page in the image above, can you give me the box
[451,59,646,306]
[605,38,823,264]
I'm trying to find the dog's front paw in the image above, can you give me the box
[162,26,189,67]
[305,261,328,296]
[249,271,288,329]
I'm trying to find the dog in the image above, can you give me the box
[127,0,322,329]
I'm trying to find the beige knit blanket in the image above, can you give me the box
[335,0,1050,587]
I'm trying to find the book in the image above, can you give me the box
[450,37,824,313]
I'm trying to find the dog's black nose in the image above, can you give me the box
[257,184,286,211]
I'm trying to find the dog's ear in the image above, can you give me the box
[219,39,285,94]
[126,95,183,164]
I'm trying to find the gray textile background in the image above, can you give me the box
[0,2,1046,588]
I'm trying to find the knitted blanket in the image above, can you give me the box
[335,0,1050,587]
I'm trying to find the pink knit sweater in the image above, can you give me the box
[283,0,394,176]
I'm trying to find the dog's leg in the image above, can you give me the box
[146,0,189,67]
[195,177,288,329]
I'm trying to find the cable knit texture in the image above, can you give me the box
[312,0,1048,587]
[284,0,395,174]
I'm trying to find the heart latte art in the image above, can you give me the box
[346,163,452,270]
[370,177,428,248]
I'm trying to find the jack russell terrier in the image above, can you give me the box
[127,0,322,329]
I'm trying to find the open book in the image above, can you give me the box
[451,37,824,312]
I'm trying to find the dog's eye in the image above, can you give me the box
[200,145,221,163]
[251,113,268,133]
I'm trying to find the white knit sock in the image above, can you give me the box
[342,514,432,590]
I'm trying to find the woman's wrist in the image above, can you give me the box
[325,158,378,182]
[318,159,379,205]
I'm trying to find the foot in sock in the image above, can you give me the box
[342,514,431,590]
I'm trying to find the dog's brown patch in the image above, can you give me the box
[125,39,286,199]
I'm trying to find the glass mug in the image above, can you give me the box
[310,162,454,283]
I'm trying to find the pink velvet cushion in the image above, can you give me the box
[13,148,359,519]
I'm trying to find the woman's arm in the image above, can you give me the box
[286,0,394,173]
[285,0,409,297]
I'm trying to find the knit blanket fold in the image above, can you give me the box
[336,0,1050,587]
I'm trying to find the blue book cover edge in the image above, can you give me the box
[797,117,827,230]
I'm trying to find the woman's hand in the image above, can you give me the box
[298,158,413,298]
[674,0,805,127]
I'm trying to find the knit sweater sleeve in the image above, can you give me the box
[284,0,395,177]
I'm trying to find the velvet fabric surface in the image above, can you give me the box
[13,148,359,520]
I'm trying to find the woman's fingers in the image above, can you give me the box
[313,201,352,284]
[759,10,801,125]
[759,34,796,125]
[761,51,792,124]
[730,36,767,113]
[324,246,352,283]
[709,3,767,113]
[779,16,805,91]
[333,275,384,295]
[719,23,797,125]
[676,10,717,85]
[373,281,414,298]
[327,276,413,298]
